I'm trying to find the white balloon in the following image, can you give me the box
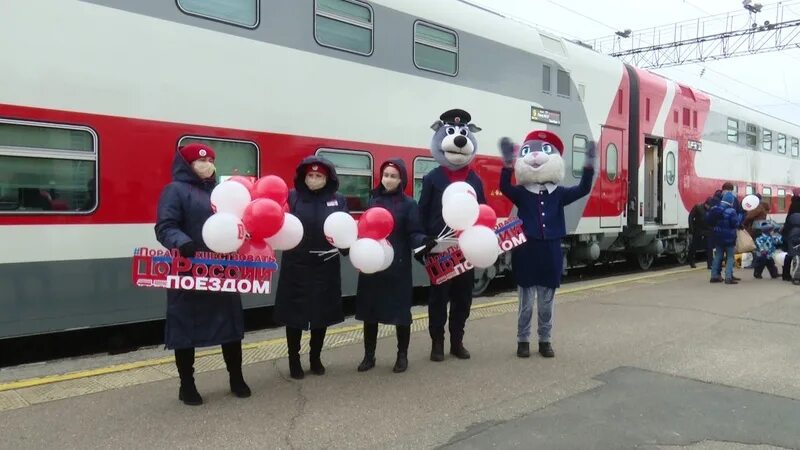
[443,192,480,230]
[378,239,394,271]
[324,211,358,249]
[210,181,252,218]
[266,213,304,251]
[442,181,477,206]
[458,225,500,268]
[350,238,385,274]
[202,212,245,254]
[742,194,760,212]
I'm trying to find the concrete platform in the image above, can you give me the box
[1,267,799,449]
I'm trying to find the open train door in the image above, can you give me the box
[661,139,679,225]
[599,126,624,228]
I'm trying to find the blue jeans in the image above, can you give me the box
[517,286,555,343]
[711,245,736,280]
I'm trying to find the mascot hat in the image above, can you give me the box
[523,130,564,155]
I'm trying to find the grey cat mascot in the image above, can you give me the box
[418,109,487,362]
[498,130,595,359]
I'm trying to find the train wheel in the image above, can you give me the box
[636,253,655,271]
[472,269,493,297]
[674,248,688,265]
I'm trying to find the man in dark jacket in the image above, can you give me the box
[687,197,713,269]
[419,109,486,361]
[155,143,250,406]
[274,156,348,379]
[706,191,744,284]
[781,193,800,280]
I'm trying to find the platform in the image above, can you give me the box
[1,267,799,449]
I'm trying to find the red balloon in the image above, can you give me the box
[228,176,255,193]
[475,204,497,228]
[282,202,290,213]
[242,199,285,240]
[238,238,276,260]
[357,207,394,240]
[253,175,289,206]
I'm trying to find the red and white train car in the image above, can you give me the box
[1,0,799,340]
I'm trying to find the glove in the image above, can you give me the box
[178,241,197,258]
[423,236,438,253]
[498,137,516,167]
[584,141,597,169]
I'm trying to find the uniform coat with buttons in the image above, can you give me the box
[500,165,594,288]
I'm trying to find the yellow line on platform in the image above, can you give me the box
[0,267,697,393]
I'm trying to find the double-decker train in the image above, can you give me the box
[2,0,799,341]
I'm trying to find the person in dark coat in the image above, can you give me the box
[274,156,348,380]
[419,109,486,362]
[155,143,250,406]
[355,159,436,373]
[687,197,713,269]
[498,131,595,358]
[706,191,744,284]
[781,193,800,280]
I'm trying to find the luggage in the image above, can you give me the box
[735,229,756,254]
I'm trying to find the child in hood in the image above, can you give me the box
[754,222,783,279]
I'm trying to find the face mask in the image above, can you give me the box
[382,175,401,192]
[192,160,215,179]
[305,174,327,191]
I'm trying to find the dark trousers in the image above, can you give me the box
[783,252,793,280]
[754,255,779,278]
[363,322,410,355]
[285,327,327,358]
[175,341,242,382]
[428,269,473,343]
[688,233,712,268]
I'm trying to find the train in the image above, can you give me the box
[2,0,800,341]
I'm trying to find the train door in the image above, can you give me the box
[600,126,624,228]
[643,137,661,224]
[661,140,679,225]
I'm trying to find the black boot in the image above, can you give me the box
[430,338,444,362]
[222,341,250,398]
[286,327,304,380]
[539,342,555,358]
[175,348,203,406]
[450,339,471,359]
[393,325,410,373]
[309,328,327,375]
[358,323,377,372]
[393,352,408,373]
[517,342,530,358]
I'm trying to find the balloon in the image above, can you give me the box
[742,194,760,211]
[443,181,477,205]
[242,198,285,240]
[239,238,275,260]
[475,204,497,229]
[202,212,246,254]
[442,192,480,230]
[282,202,290,213]
[350,238,384,274]
[378,239,394,271]
[253,175,289,206]
[210,181,252,217]
[228,176,255,193]
[324,211,358,249]
[267,213,304,251]
[358,207,394,240]
[458,225,500,268]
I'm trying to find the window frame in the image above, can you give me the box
[778,133,787,154]
[762,129,772,151]
[176,0,260,29]
[745,185,754,195]
[542,64,551,93]
[792,137,799,158]
[727,118,738,143]
[556,69,571,98]
[745,123,757,149]
[0,117,99,215]
[778,188,786,212]
[605,143,619,181]
[314,147,373,213]
[313,0,375,57]
[665,151,676,185]
[413,20,459,77]
[412,156,437,201]
[177,135,260,181]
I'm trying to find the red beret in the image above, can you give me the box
[523,130,564,155]
[305,163,329,176]
[179,143,216,164]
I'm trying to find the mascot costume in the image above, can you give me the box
[418,109,486,362]
[498,130,595,358]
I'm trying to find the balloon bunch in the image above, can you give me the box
[422,182,500,268]
[202,175,304,255]
[323,207,395,274]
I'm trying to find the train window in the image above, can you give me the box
[762,129,772,151]
[414,21,458,76]
[571,135,587,178]
[178,137,258,183]
[778,133,787,154]
[177,0,258,28]
[683,108,690,127]
[665,152,676,185]
[727,119,738,143]
[763,187,772,207]
[778,188,786,212]
[606,143,618,181]
[542,65,551,92]
[745,123,757,149]
[578,84,586,102]
[692,110,698,129]
[746,185,754,195]
[314,0,374,56]
[557,70,570,97]
[413,157,438,201]
[645,98,651,122]
[316,149,372,212]
[792,138,799,157]
[0,120,97,214]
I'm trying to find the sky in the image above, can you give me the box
[466,0,800,124]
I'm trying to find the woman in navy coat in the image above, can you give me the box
[274,156,348,379]
[354,159,435,373]
[155,143,250,406]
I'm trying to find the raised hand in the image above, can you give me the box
[499,137,516,167]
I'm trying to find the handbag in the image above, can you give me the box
[735,229,756,254]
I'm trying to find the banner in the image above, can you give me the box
[131,247,277,294]
[424,218,527,285]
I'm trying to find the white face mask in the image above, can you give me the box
[305,173,327,191]
[192,160,216,179]
[382,174,401,192]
